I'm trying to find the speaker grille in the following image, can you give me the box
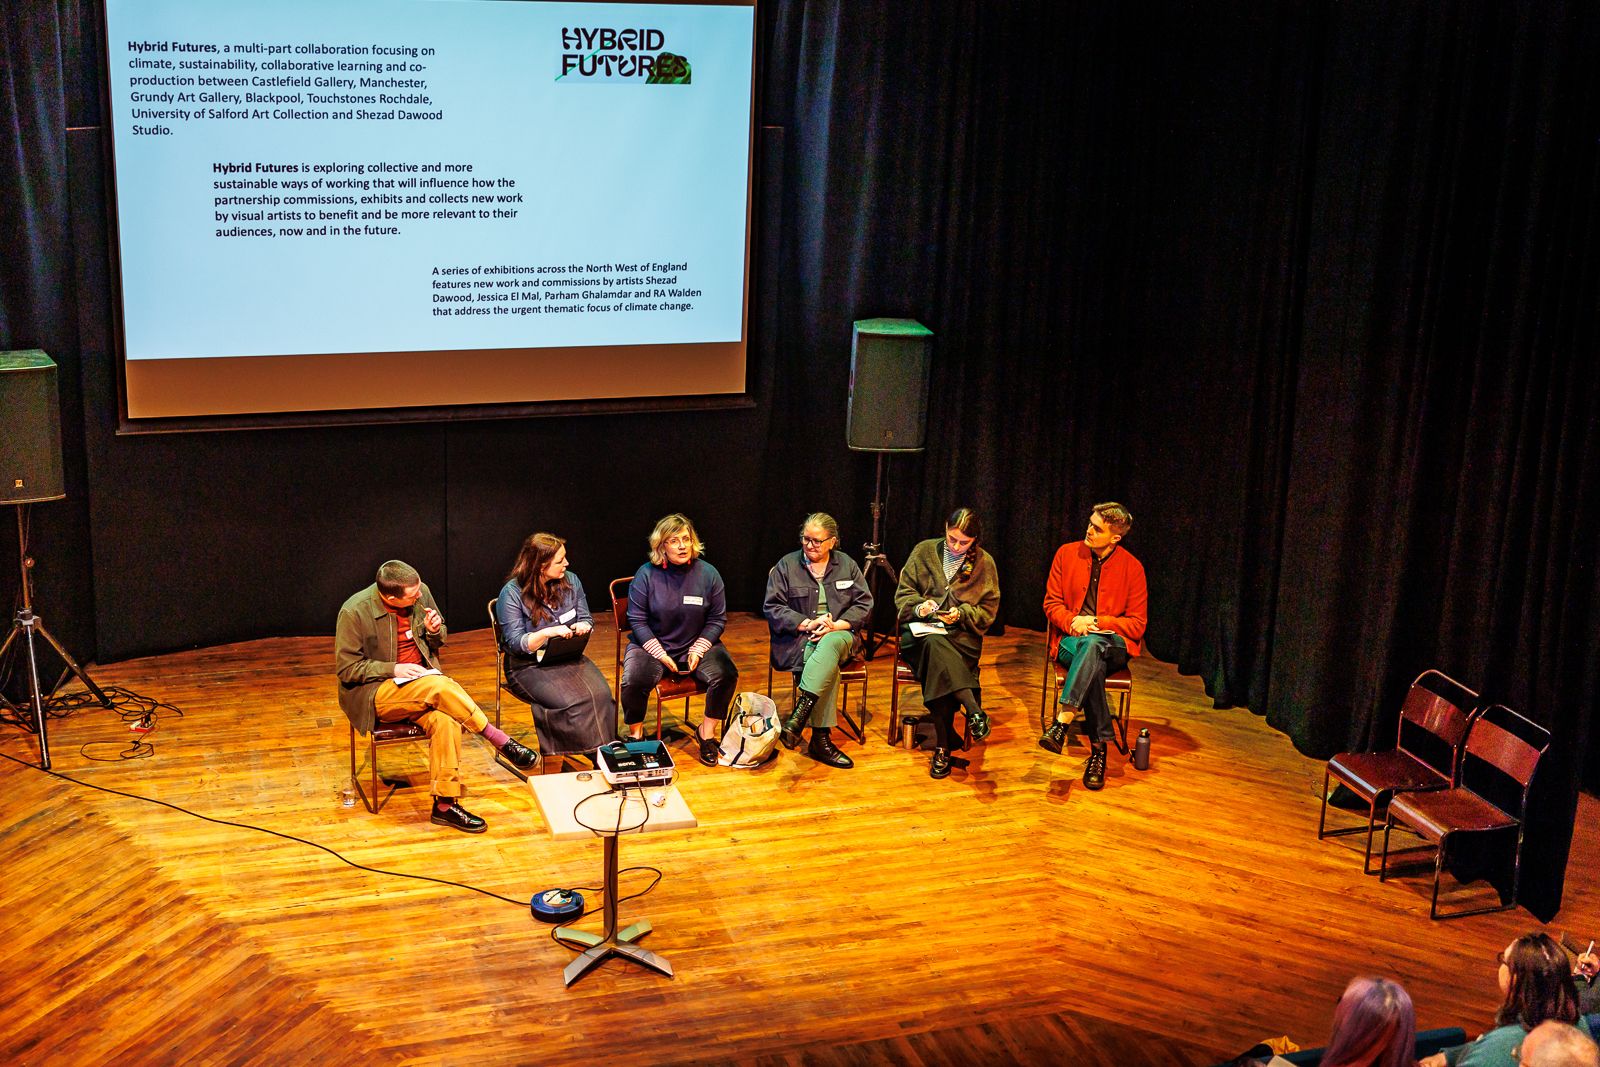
[847,319,932,452]
[0,350,66,504]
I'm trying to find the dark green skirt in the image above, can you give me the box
[898,625,980,702]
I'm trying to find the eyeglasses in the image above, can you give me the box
[1496,950,1508,966]
[800,535,834,548]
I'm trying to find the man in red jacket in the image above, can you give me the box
[1039,503,1147,790]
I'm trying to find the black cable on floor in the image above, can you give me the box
[0,746,642,913]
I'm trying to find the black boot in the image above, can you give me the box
[966,705,992,742]
[806,726,853,769]
[1083,741,1108,790]
[930,747,952,779]
[780,690,820,750]
[1039,720,1069,754]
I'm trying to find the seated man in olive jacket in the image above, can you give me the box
[336,559,536,832]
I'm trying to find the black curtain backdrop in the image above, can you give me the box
[4,2,1598,920]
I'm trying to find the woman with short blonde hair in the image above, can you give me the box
[621,513,739,766]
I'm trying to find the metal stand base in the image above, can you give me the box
[552,831,673,985]
[0,505,112,770]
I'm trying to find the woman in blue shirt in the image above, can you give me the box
[496,532,616,764]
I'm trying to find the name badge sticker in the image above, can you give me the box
[558,609,577,624]
[835,580,855,589]
[683,595,705,606]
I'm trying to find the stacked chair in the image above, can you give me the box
[1318,670,1552,919]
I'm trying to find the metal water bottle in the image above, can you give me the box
[1132,728,1151,770]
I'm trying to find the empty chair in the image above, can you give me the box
[1379,703,1551,919]
[1317,669,1478,873]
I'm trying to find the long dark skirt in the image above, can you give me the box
[505,655,616,755]
[898,627,980,703]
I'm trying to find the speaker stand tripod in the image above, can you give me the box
[0,504,111,770]
[858,452,900,660]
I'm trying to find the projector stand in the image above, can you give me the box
[553,827,673,986]
[0,504,113,770]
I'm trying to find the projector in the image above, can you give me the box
[595,740,675,789]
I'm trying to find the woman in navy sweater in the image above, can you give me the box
[621,513,740,766]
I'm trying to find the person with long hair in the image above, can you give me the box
[763,512,874,769]
[894,506,999,779]
[1421,932,1588,1067]
[495,532,616,765]
[1320,977,1416,1067]
[621,513,739,766]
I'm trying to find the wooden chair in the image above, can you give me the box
[488,597,506,729]
[609,576,708,739]
[1379,703,1551,919]
[1039,624,1133,753]
[487,597,544,772]
[1317,668,1477,873]
[887,652,972,751]
[766,651,868,744]
[349,717,429,814]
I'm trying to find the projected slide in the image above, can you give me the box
[102,0,755,421]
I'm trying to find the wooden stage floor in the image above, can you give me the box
[2,613,1597,1065]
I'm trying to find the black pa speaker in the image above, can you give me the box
[0,350,66,504]
[847,318,932,452]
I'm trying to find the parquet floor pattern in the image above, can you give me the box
[1,613,1596,1065]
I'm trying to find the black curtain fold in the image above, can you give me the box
[1,4,96,674]
[5,1,1599,918]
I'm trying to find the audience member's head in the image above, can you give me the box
[1497,933,1581,1030]
[1320,976,1416,1067]
[1520,1020,1600,1067]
